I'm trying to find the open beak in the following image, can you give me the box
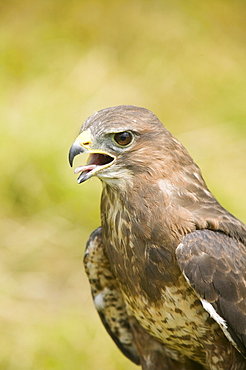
[69,131,115,183]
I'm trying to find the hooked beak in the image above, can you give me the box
[69,130,115,184]
[69,140,85,167]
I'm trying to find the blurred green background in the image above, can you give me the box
[0,0,245,369]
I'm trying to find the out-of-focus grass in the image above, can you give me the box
[0,0,245,369]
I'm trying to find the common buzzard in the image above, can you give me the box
[69,105,246,369]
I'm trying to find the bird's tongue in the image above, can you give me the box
[74,164,97,184]
[73,153,114,184]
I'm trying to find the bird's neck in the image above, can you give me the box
[101,172,246,248]
[100,178,195,247]
[100,179,186,299]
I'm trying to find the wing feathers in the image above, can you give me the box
[83,227,140,365]
[176,229,246,358]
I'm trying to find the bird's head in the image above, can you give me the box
[69,105,194,187]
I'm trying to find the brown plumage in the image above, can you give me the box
[69,105,246,369]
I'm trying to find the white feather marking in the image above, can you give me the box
[203,189,212,197]
[158,179,174,197]
[201,299,240,350]
[94,292,105,311]
[176,242,184,251]
[201,299,227,328]
[193,172,201,180]
[183,273,192,286]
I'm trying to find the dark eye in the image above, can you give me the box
[113,132,133,147]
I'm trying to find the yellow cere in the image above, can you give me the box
[77,130,92,148]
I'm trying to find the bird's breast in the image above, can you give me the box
[121,273,222,366]
[101,189,223,365]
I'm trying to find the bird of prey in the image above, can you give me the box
[69,105,246,370]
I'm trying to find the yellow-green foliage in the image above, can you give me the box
[0,1,245,369]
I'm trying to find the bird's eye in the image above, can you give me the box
[113,132,133,147]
